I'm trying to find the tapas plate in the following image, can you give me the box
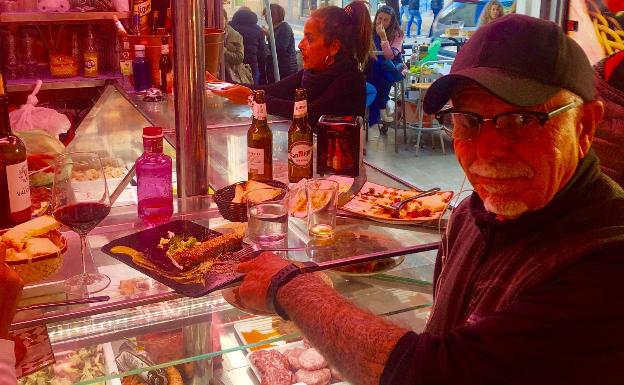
[340,182,453,224]
[101,220,252,297]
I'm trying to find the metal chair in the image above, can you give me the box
[405,69,446,156]
[364,82,377,142]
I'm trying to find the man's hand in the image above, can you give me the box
[211,84,254,105]
[376,23,387,41]
[235,252,291,314]
[0,242,24,340]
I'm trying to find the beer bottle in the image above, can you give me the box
[288,88,313,182]
[247,90,273,181]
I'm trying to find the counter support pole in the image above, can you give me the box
[173,0,209,198]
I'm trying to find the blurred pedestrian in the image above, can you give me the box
[400,0,409,26]
[262,3,298,83]
[479,0,505,26]
[223,9,253,84]
[406,0,422,37]
[429,0,443,36]
[230,7,268,85]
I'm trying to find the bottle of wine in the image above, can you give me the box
[0,75,31,229]
[136,126,173,226]
[247,90,273,181]
[159,35,172,94]
[288,88,313,182]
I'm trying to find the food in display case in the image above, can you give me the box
[247,340,348,385]
[71,157,127,181]
[18,345,108,385]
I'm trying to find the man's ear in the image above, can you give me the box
[577,100,604,158]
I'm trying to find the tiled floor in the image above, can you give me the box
[364,123,471,196]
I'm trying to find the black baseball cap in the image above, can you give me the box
[423,14,596,114]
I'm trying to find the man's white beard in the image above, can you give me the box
[482,194,529,220]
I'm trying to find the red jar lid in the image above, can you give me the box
[143,126,163,138]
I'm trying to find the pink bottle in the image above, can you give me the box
[136,126,173,226]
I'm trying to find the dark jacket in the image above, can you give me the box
[230,9,267,84]
[430,0,443,10]
[408,0,420,11]
[256,58,366,128]
[380,152,624,385]
[594,59,624,188]
[265,22,298,84]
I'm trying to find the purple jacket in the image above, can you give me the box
[593,59,624,188]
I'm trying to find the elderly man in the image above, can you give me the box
[236,15,624,385]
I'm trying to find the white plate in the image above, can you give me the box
[233,317,289,352]
[246,340,350,385]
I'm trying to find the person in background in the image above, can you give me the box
[479,0,505,26]
[593,51,624,187]
[385,0,401,21]
[428,0,443,36]
[229,7,268,85]
[234,15,624,385]
[223,9,253,85]
[262,3,298,84]
[366,5,405,133]
[400,0,409,27]
[406,0,422,37]
[212,1,372,129]
[0,242,24,385]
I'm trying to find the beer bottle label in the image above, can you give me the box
[6,160,31,213]
[253,103,267,120]
[288,141,312,168]
[248,147,265,175]
[293,100,307,118]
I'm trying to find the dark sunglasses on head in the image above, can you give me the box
[435,101,580,142]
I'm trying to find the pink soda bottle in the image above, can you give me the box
[136,126,173,226]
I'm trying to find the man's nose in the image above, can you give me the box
[475,121,513,160]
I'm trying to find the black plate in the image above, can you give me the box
[101,220,246,297]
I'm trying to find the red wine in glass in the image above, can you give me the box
[53,202,111,235]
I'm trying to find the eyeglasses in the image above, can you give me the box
[435,101,580,142]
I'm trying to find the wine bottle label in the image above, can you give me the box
[288,141,312,167]
[6,160,31,214]
[253,103,267,120]
[247,147,265,175]
[293,100,307,118]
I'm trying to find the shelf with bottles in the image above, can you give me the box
[4,23,122,91]
[0,11,130,24]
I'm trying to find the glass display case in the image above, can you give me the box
[11,84,442,385]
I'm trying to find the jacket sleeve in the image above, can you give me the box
[0,340,17,385]
[379,249,624,385]
[257,31,268,85]
[264,72,365,124]
[224,31,245,66]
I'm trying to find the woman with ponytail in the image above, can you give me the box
[212,1,372,128]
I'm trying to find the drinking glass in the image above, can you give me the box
[306,179,338,239]
[246,187,289,245]
[52,152,111,294]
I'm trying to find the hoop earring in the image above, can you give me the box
[324,55,331,65]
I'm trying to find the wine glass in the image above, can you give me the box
[52,152,111,294]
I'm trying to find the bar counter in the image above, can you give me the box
[11,84,443,385]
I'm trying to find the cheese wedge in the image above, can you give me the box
[2,216,61,251]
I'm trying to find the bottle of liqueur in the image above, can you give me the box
[0,74,31,228]
[83,25,99,78]
[288,88,313,182]
[247,90,273,181]
[132,45,152,92]
[158,35,173,94]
